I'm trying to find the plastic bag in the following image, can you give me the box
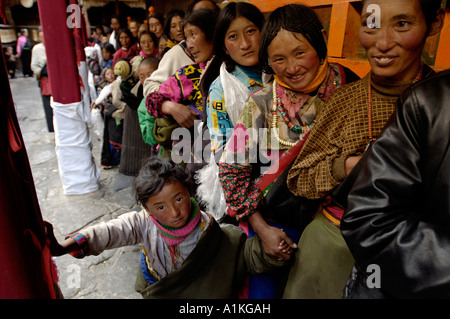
[195,151,227,221]
[90,107,104,141]
[220,62,251,126]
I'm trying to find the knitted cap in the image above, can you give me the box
[114,60,131,78]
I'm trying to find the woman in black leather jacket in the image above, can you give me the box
[341,69,450,298]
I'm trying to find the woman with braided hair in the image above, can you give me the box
[217,3,359,298]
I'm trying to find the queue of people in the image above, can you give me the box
[44,0,449,299]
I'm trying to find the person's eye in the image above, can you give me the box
[296,51,304,56]
[228,34,237,40]
[396,21,410,28]
[176,197,183,202]
[247,28,256,35]
[158,205,164,211]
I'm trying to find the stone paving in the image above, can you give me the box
[10,74,142,299]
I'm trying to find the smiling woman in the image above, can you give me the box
[284,0,444,299]
[213,3,360,299]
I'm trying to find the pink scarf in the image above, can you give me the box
[149,198,201,245]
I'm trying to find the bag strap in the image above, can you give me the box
[256,131,310,192]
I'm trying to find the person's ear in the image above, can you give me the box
[428,8,445,37]
[321,28,328,45]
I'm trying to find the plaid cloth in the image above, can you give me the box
[287,67,434,200]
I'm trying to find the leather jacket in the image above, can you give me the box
[341,69,450,298]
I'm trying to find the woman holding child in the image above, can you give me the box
[143,8,218,164]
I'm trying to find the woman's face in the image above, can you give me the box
[149,18,163,38]
[224,17,261,67]
[119,32,131,49]
[129,22,140,38]
[110,18,120,32]
[359,0,430,82]
[169,15,185,42]
[184,23,213,63]
[140,33,156,56]
[144,181,192,229]
[267,29,321,91]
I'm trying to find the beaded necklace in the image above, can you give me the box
[271,80,314,147]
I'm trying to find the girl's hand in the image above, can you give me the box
[161,101,199,128]
[44,221,67,257]
[44,221,78,257]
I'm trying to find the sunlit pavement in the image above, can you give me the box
[10,73,142,299]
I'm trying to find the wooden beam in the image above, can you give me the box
[327,2,350,58]
[435,8,450,70]
[249,0,361,13]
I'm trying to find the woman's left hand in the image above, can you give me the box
[161,101,199,128]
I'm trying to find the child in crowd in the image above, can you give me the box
[101,43,116,70]
[118,56,159,179]
[91,66,121,169]
[45,157,289,298]
[113,29,140,66]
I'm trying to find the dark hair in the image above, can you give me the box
[111,14,124,27]
[134,158,191,209]
[139,30,158,49]
[183,8,219,42]
[164,9,186,39]
[186,0,220,16]
[140,56,160,70]
[200,2,264,119]
[361,0,443,31]
[149,12,164,27]
[102,43,116,55]
[259,4,327,75]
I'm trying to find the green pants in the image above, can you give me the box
[283,211,354,299]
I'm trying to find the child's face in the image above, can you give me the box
[138,64,156,85]
[145,181,192,229]
[158,38,167,53]
[104,69,116,83]
[102,48,113,61]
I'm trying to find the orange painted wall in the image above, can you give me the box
[248,0,450,77]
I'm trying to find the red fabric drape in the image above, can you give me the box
[37,0,80,104]
[0,41,57,298]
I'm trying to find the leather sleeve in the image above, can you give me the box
[341,79,450,298]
